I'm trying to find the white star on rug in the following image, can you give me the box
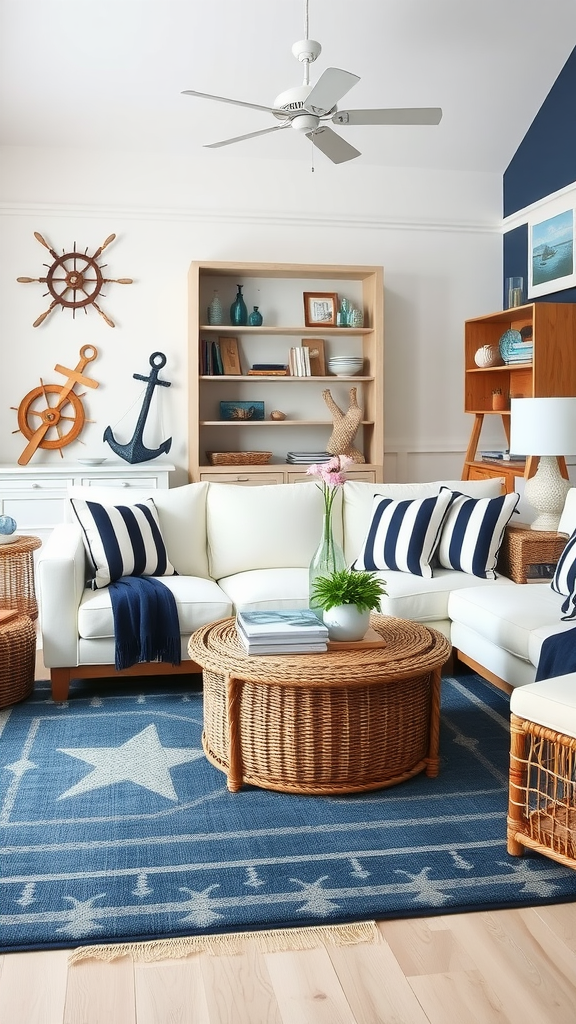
[57,723,203,802]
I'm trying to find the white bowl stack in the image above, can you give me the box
[327,356,364,376]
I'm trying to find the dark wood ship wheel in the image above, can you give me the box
[17,232,133,327]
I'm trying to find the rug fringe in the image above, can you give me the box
[68,920,379,964]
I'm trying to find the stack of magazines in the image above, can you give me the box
[285,451,331,464]
[236,608,328,655]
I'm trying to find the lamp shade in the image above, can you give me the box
[510,397,576,456]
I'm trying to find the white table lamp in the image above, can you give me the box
[510,397,576,531]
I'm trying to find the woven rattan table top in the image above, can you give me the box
[188,614,451,687]
[0,535,42,557]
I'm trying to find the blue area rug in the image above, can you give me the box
[1,674,575,953]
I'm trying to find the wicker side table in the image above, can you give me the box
[189,614,451,795]
[497,523,567,584]
[0,611,36,707]
[0,535,42,619]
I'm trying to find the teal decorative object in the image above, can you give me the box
[230,285,248,326]
[248,306,263,327]
[207,290,223,325]
[0,515,17,535]
[337,297,350,327]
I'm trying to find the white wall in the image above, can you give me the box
[0,145,503,486]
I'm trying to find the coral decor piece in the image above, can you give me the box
[17,231,133,327]
[323,386,365,463]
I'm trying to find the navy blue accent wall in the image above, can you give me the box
[503,45,576,304]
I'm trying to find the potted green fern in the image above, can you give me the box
[310,568,387,641]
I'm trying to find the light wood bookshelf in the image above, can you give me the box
[462,302,576,493]
[188,261,384,484]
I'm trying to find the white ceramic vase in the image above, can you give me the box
[322,604,370,642]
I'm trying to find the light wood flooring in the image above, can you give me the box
[1,906,576,1024]
[1,654,574,1023]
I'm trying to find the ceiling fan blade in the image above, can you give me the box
[181,90,287,117]
[306,126,361,164]
[303,68,360,115]
[205,124,289,149]
[333,107,443,126]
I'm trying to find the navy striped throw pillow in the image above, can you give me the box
[352,490,453,577]
[71,497,176,589]
[436,488,519,579]
[551,529,576,619]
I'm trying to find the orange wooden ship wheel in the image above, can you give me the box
[17,232,133,327]
[13,345,100,466]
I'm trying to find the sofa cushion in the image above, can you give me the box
[382,567,510,623]
[551,529,576,618]
[77,575,232,638]
[510,675,576,739]
[206,481,339,579]
[352,491,452,577]
[436,488,519,579]
[71,496,176,589]
[67,483,211,579]
[448,583,571,665]
[342,478,505,563]
[216,567,310,612]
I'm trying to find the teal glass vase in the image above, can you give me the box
[248,305,263,326]
[230,285,248,326]
[309,511,346,616]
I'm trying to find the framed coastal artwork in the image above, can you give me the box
[528,198,576,298]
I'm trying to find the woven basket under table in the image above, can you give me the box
[0,613,36,708]
[189,615,451,795]
[508,713,576,869]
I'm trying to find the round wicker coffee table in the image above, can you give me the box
[188,614,451,795]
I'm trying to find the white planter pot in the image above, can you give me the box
[322,605,370,642]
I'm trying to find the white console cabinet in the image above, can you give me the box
[0,461,175,545]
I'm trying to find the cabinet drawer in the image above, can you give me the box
[200,472,285,485]
[82,476,161,488]
[0,477,72,493]
[286,469,377,483]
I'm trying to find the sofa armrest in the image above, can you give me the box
[37,523,88,668]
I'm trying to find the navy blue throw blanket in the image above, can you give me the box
[108,576,181,671]
[535,626,576,681]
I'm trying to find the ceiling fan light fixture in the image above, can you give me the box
[291,113,320,132]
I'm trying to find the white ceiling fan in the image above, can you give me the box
[182,0,442,165]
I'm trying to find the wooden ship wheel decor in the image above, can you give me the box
[12,345,100,466]
[17,232,133,327]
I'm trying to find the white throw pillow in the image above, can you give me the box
[71,497,176,590]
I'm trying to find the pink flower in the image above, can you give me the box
[306,455,352,515]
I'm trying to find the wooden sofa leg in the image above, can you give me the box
[51,669,71,702]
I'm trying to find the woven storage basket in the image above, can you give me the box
[508,714,576,868]
[0,613,36,707]
[0,535,42,619]
[207,451,273,466]
[498,527,567,584]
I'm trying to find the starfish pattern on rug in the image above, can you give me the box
[56,724,203,802]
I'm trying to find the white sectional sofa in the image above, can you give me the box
[37,475,575,701]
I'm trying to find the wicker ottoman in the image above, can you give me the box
[508,675,576,869]
[0,611,36,708]
[189,614,451,795]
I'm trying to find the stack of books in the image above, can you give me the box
[285,451,331,464]
[236,608,328,655]
[479,450,526,463]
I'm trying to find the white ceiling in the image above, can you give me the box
[1,0,576,175]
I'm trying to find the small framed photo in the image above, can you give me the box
[303,292,338,327]
[219,400,265,421]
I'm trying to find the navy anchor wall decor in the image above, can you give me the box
[103,352,172,464]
